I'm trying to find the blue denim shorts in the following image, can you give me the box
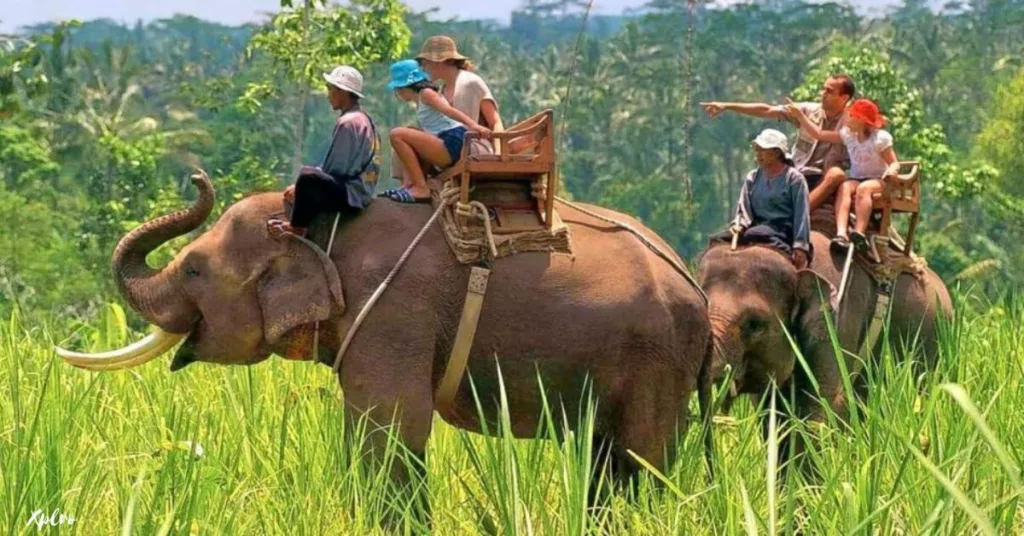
[437,126,468,164]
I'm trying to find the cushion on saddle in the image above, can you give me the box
[428,178,574,265]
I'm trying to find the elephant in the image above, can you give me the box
[697,230,953,465]
[59,173,713,517]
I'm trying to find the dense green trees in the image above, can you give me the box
[2,0,1023,318]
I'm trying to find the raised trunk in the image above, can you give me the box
[111,172,215,333]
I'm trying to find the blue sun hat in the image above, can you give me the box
[387,59,430,91]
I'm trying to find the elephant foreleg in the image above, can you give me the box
[338,343,435,529]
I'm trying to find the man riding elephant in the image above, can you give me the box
[710,128,812,270]
[702,74,856,234]
[269,65,381,238]
[56,172,713,522]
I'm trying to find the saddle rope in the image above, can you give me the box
[554,196,708,305]
[331,200,449,372]
[330,193,497,373]
[311,212,342,362]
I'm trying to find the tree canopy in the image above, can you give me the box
[2,0,1023,318]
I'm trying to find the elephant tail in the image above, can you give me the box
[697,334,716,482]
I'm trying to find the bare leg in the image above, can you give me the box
[810,167,847,212]
[389,128,453,199]
[853,180,883,234]
[834,180,858,238]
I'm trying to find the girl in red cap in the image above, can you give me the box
[785,97,900,255]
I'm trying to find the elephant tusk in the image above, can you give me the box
[55,328,187,370]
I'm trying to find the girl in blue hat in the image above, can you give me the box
[384,59,491,203]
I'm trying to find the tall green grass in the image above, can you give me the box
[1,293,1022,534]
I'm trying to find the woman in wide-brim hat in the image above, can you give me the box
[389,36,504,183]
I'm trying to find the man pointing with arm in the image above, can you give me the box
[702,74,856,231]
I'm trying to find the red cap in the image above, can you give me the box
[847,99,887,129]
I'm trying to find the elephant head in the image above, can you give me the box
[57,172,345,371]
[697,244,842,418]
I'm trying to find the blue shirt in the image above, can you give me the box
[317,105,380,209]
[733,166,811,253]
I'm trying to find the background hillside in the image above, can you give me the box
[2,0,1023,319]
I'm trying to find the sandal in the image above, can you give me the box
[830,235,851,251]
[384,188,431,204]
[378,188,401,198]
[850,231,869,253]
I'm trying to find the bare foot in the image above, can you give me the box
[267,219,307,238]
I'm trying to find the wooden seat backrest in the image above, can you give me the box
[464,109,555,168]
[877,160,921,212]
[872,160,922,256]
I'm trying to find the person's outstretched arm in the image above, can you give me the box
[702,101,787,120]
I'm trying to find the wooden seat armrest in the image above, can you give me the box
[466,122,549,144]
[893,161,920,183]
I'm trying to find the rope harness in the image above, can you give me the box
[555,196,709,305]
[331,199,452,373]
[311,212,342,362]
[323,194,497,411]
[440,181,498,260]
[316,185,708,411]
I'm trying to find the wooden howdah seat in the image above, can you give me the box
[868,160,921,257]
[432,109,558,234]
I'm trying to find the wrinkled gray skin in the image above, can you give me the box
[697,232,953,462]
[111,175,711,513]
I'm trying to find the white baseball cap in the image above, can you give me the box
[323,65,365,99]
[752,128,791,159]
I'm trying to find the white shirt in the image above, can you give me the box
[839,126,894,179]
[448,70,498,155]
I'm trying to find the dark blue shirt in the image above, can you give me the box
[733,166,811,253]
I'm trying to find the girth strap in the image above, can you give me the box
[435,266,491,411]
[858,280,894,357]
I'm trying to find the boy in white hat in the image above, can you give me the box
[711,128,812,268]
[269,65,381,237]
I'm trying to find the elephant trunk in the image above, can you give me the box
[111,172,214,333]
[709,310,745,393]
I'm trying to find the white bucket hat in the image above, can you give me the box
[323,65,365,99]
[752,128,791,159]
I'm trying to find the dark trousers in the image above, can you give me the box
[289,167,358,228]
[804,173,824,192]
[710,224,812,261]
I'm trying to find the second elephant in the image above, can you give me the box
[697,231,953,431]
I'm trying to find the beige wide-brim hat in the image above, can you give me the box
[415,35,468,63]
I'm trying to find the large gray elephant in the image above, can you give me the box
[59,173,712,513]
[697,231,953,460]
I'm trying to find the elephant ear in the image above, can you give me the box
[790,269,845,421]
[257,235,345,345]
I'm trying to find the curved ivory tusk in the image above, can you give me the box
[56,328,187,370]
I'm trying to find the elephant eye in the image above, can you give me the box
[742,316,767,336]
[185,267,200,278]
